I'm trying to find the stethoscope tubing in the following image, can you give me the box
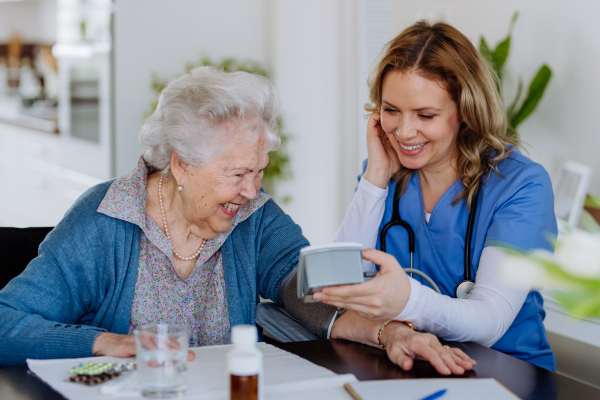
[403,268,442,293]
[380,180,480,297]
[463,187,480,282]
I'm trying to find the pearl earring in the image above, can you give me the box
[178,184,183,192]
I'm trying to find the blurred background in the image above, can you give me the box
[3,0,600,242]
[1,0,600,387]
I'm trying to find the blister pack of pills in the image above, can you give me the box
[67,361,135,386]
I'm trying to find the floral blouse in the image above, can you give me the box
[97,156,270,346]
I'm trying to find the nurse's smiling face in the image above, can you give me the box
[380,70,461,172]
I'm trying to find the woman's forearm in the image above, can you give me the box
[331,310,477,376]
[397,247,529,347]
[334,178,388,272]
[330,310,383,347]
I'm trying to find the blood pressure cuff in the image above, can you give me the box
[277,268,339,339]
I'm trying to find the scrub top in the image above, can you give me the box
[367,148,557,371]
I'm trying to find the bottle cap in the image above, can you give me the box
[231,325,258,345]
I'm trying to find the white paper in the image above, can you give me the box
[348,378,520,400]
[27,343,357,400]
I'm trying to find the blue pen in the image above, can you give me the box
[419,389,447,400]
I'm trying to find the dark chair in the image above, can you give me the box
[0,227,53,290]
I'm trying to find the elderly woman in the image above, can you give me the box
[0,67,473,375]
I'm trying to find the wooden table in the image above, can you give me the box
[273,339,600,400]
[1,339,599,399]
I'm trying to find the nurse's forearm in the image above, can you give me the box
[334,178,387,272]
[396,247,529,347]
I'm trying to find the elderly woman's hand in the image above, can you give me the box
[381,321,476,375]
[313,249,410,320]
[92,332,195,361]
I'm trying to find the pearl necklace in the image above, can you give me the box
[158,176,206,261]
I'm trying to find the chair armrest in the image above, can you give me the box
[255,302,318,342]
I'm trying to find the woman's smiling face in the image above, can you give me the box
[176,127,269,239]
[380,70,461,171]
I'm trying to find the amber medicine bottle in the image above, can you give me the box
[228,325,263,400]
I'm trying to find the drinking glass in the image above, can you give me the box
[134,324,188,398]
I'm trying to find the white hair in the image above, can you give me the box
[139,66,281,175]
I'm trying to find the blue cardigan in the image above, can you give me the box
[0,181,309,366]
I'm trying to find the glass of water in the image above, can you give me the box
[134,324,188,398]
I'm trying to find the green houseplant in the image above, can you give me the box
[479,12,552,136]
[148,57,292,202]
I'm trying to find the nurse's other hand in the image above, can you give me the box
[381,322,476,375]
[92,332,195,361]
[313,249,410,320]
[363,111,401,189]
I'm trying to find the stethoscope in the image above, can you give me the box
[379,181,480,299]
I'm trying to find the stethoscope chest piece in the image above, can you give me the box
[454,279,475,299]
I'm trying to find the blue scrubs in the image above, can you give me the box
[365,149,557,371]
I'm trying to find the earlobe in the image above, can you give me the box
[170,151,189,185]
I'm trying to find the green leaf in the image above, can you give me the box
[585,194,600,209]
[544,261,600,287]
[579,210,600,234]
[497,11,519,72]
[503,248,600,288]
[493,36,511,72]
[480,36,502,93]
[506,76,523,120]
[555,289,600,318]
[510,11,519,31]
[479,37,497,73]
[510,65,552,128]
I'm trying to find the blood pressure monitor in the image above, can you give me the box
[297,243,365,303]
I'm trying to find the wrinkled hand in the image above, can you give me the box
[363,110,401,189]
[382,322,476,375]
[92,332,195,361]
[313,249,410,320]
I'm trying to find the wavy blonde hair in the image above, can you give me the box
[367,21,518,207]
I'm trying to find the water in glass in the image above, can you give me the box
[135,324,188,398]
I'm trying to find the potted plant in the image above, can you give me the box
[479,12,552,137]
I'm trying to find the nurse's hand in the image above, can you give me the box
[313,249,410,320]
[363,110,401,189]
[92,332,195,361]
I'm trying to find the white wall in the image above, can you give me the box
[0,0,57,43]
[113,0,270,176]
[114,0,352,245]
[114,0,600,245]
[271,0,346,245]
[392,0,600,194]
